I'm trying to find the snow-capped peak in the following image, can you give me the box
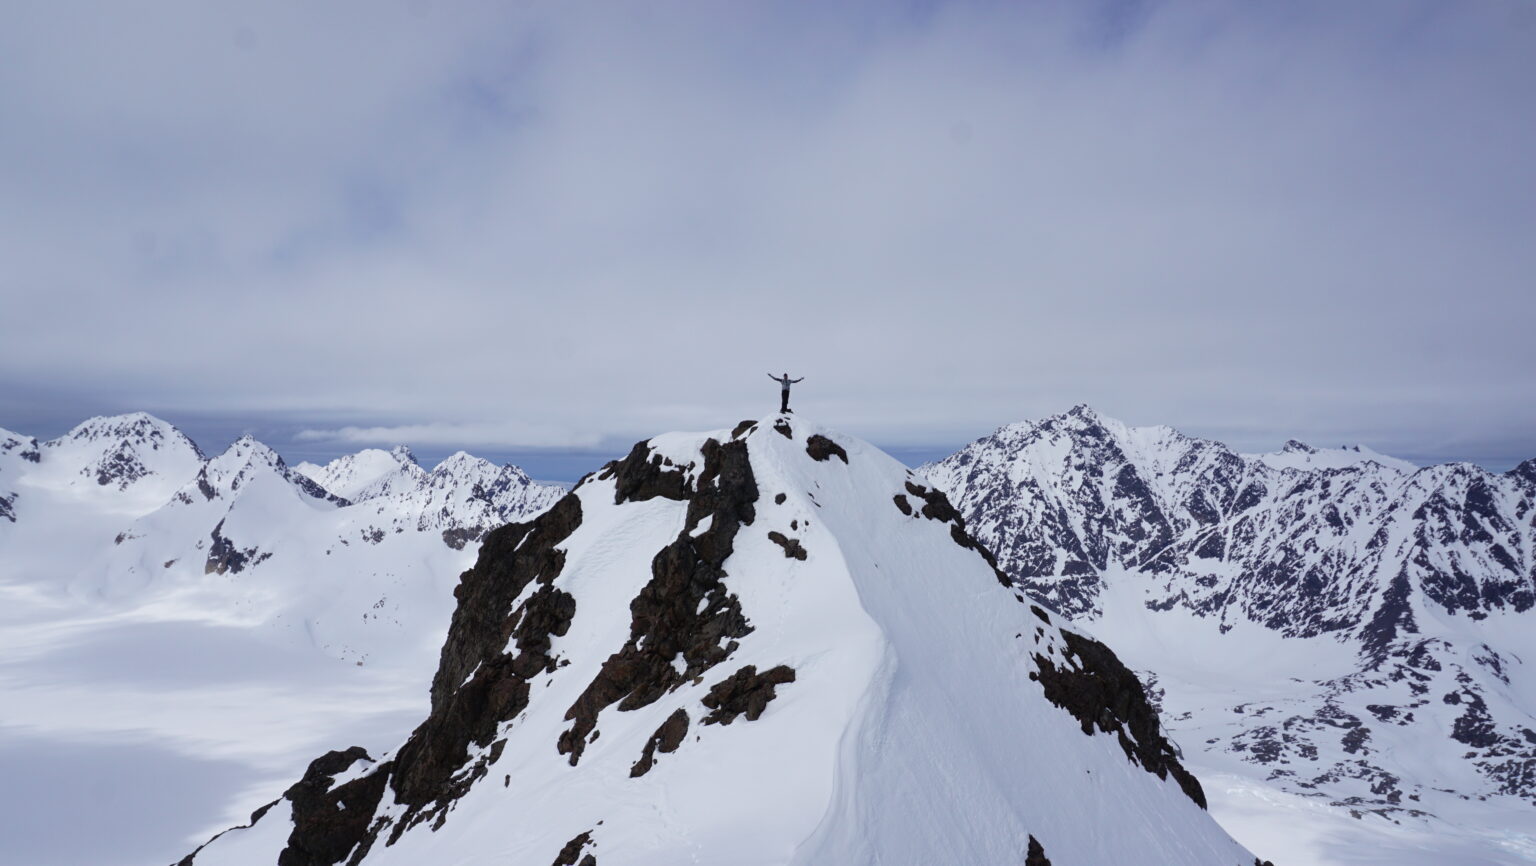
[0,427,42,474]
[430,450,497,480]
[170,434,345,508]
[300,447,429,502]
[180,414,1259,866]
[26,412,206,507]
[48,411,204,456]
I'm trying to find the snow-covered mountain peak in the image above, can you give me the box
[1065,402,1102,422]
[200,435,283,486]
[1511,458,1536,484]
[28,411,205,505]
[169,434,345,509]
[430,449,496,480]
[47,411,201,454]
[300,446,429,502]
[180,413,1261,866]
[1,426,41,459]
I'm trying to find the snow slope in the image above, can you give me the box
[923,406,1536,864]
[183,416,1262,866]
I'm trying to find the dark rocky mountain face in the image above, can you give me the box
[923,406,1536,820]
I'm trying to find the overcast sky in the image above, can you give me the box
[3,0,1533,478]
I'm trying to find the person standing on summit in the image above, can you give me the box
[769,372,803,413]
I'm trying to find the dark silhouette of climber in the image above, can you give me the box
[769,372,803,413]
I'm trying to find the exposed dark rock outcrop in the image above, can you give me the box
[440,526,482,550]
[899,480,1014,588]
[805,434,848,463]
[630,709,690,778]
[700,665,797,726]
[1025,835,1052,866]
[1031,630,1207,809]
[601,440,692,505]
[1361,572,1419,662]
[95,442,154,487]
[551,831,596,866]
[205,518,269,575]
[180,748,390,866]
[387,493,584,829]
[278,748,390,866]
[904,480,960,523]
[560,438,759,764]
[767,531,807,560]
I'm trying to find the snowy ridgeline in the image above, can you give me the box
[923,405,1536,863]
[180,415,1262,866]
[0,412,563,666]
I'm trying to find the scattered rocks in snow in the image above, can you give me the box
[766,531,807,561]
[1031,630,1207,809]
[903,480,959,523]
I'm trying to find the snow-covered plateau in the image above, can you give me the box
[924,405,1536,865]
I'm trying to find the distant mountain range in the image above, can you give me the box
[923,405,1536,857]
[0,412,562,666]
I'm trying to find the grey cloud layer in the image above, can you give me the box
[2,1,1532,463]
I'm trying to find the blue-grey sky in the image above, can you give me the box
[3,0,1533,479]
